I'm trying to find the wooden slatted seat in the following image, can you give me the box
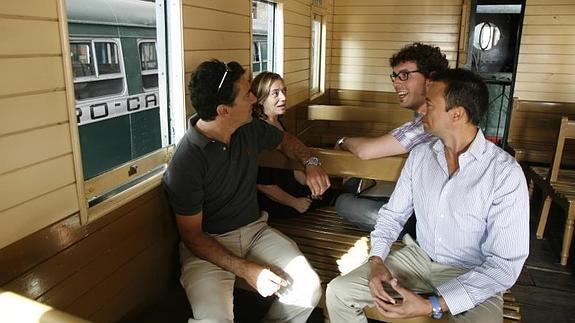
[530,117,575,266]
[269,207,521,323]
[506,99,575,167]
[259,149,521,322]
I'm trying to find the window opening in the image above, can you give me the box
[139,40,159,89]
[310,14,323,96]
[66,0,174,208]
[252,0,276,75]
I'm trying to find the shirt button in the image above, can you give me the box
[223,147,227,151]
[438,237,442,242]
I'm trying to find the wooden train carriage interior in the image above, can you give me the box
[2,0,575,322]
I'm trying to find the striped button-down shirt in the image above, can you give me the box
[389,114,434,151]
[370,130,529,315]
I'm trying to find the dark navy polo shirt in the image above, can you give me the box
[163,115,284,234]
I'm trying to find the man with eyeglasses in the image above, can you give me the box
[163,60,330,323]
[334,42,449,231]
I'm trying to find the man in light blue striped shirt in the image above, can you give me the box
[326,69,529,322]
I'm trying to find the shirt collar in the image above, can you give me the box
[186,114,212,149]
[432,128,486,161]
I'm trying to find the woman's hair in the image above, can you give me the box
[251,72,284,120]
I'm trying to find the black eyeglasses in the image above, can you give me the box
[217,62,231,93]
[389,70,421,82]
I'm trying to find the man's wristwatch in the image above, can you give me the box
[428,295,443,320]
[303,156,321,167]
[336,137,347,147]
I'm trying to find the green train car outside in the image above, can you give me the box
[67,0,160,179]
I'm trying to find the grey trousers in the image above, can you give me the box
[326,235,503,323]
[179,213,322,323]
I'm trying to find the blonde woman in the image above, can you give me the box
[251,72,332,218]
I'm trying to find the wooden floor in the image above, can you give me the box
[510,190,575,323]
[125,189,575,323]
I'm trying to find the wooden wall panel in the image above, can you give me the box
[0,185,79,252]
[182,0,251,119]
[0,0,81,251]
[0,57,65,97]
[0,187,178,322]
[182,0,248,14]
[0,155,76,212]
[183,6,249,31]
[0,124,72,175]
[329,0,462,94]
[0,18,61,56]
[514,0,575,103]
[183,30,250,51]
[0,91,68,136]
[0,0,58,18]
[285,59,310,73]
[283,0,312,108]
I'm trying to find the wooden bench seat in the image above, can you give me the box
[259,149,521,322]
[506,99,575,167]
[269,207,522,323]
[300,103,412,147]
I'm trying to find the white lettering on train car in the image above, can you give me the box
[76,91,159,125]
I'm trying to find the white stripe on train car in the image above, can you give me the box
[76,91,159,125]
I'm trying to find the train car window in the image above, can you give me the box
[139,40,158,89]
[70,43,95,77]
[95,42,121,74]
[66,0,183,219]
[252,0,277,75]
[310,13,325,97]
[71,39,125,101]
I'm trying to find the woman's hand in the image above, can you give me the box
[291,197,312,213]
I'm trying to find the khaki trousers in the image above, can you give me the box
[326,235,503,323]
[179,213,322,323]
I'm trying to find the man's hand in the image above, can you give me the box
[368,257,396,305]
[304,165,330,199]
[376,279,433,319]
[243,262,289,297]
[292,197,312,213]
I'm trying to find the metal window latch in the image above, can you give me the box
[128,165,138,176]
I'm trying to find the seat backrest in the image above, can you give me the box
[549,117,575,182]
[258,148,406,182]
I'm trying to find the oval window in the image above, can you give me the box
[473,22,501,51]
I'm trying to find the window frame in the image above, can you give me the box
[62,0,185,224]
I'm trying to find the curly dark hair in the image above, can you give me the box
[389,42,449,78]
[188,60,245,121]
[430,68,489,126]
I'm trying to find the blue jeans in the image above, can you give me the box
[336,178,416,237]
[334,193,386,231]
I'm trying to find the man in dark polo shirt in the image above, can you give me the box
[163,60,330,323]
